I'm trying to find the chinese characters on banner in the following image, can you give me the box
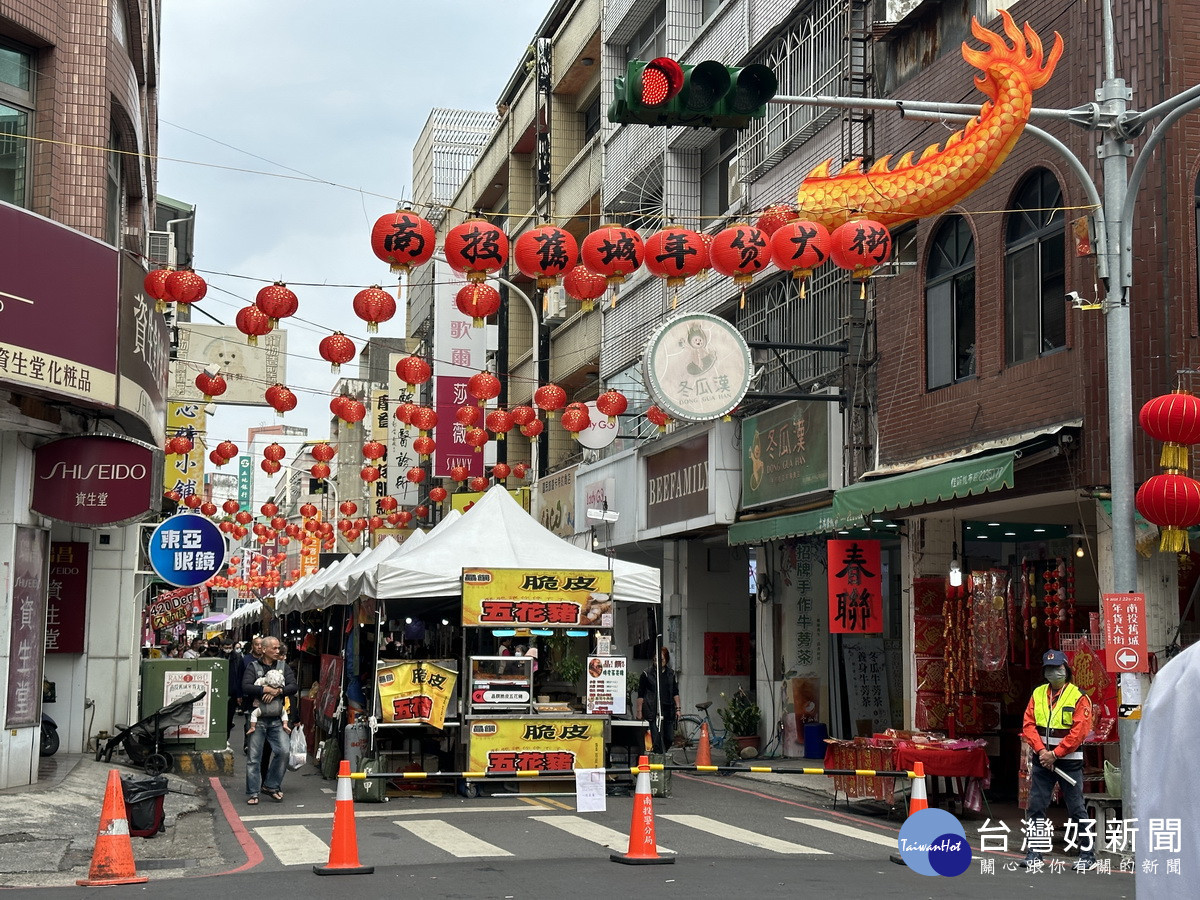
[1103,592,1149,673]
[703,632,751,676]
[6,527,49,727]
[467,716,605,775]
[827,539,882,634]
[146,585,208,629]
[377,660,458,729]
[461,568,614,628]
[383,362,420,505]
[162,401,206,498]
[841,637,892,735]
[432,260,486,478]
[585,656,627,715]
[46,541,88,653]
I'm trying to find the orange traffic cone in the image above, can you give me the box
[313,759,374,875]
[695,721,713,768]
[610,755,675,866]
[908,761,929,815]
[76,769,148,886]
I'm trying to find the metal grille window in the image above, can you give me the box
[1005,169,1065,364]
[0,42,33,208]
[625,2,666,64]
[926,216,976,390]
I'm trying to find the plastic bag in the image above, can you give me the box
[288,724,307,771]
[1104,760,1121,797]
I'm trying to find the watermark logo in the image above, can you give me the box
[898,808,971,877]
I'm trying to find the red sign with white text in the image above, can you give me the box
[827,539,883,634]
[46,541,89,653]
[1103,593,1149,672]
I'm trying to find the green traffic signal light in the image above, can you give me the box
[608,58,778,129]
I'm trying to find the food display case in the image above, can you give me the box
[469,656,533,714]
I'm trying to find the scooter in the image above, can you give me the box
[40,712,59,757]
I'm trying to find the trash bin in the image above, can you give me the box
[803,723,828,760]
[120,773,168,838]
[648,753,672,798]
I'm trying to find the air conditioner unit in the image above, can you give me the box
[543,285,567,323]
[146,230,177,268]
[727,156,744,206]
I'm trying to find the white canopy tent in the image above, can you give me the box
[225,599,262,628]
[372,485,661,604]
[323,535,401,607]
[276,555,349,614]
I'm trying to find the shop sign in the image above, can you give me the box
[46,541,88,653]
[1103,592,1149,672]
[377,660,458,729]
[433,260,486,478]
[169,324,287,406]
[642,312,752,422]
[461,567,614,628]
[576,401,619,450]
[585,655,627,715]
[32,434,160,526]
[841,637,892,734]
[535,466,576,537]
[163,402,206,500]
[741,401,830,508]
[117,255,170,443]
[467,716,605,774]
[827,539,882,634]
[237,454,251,509]
[162,670,212,739]
[382,365,420,504]
[6,527,49,728]
[148,514,227,588]
[147,585,206,629]
[703,632,751,676]
[645,435,709,529]
[299,527,320,577]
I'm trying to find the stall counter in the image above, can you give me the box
[465,714,607,778]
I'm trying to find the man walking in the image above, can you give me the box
[637,647,681,754]
[242,636,297,805]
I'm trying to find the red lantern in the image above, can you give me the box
[755,203,797,236]
[235,305,272,346]
[261,502,278,517]
[829,219,892,292]
[514,224,579,288]
[771,220,832,298]
[510,405,537,427]
[512,463,528,479]
[370,210,436,273]
[194,371,227,402]
[486,409,513,441]
[263,442,286,462]
[395,401,416,425]
[1139,390,1200,469]
[1137,472,1200,552]
[413,435,436,459]
[339,501,358,517]
[492,462,511,481]
[646,405,672,433]
[378,496,398,512]
[384,512,400,527]
[310,462,330,479]
[395,355,432,388]
[144,268,172,311]
[165,269,207,305]
[265,383,297,416]
[711,225,771,307]
[455,406,481,427]
[643,227,708,288]
[465,427,489,452]
[410,406,439,435]
[183,494,202,509]
[414,505,429,519]
[581,225,644,291]
[164,489,182,503]
[396,510,413,526]
[429,486,448,503]
[201,501,218,517]
[235,511,253,525]
[352,285,397,333]
[534,384,566,418]
[561,403,591,438]
[362,440,386,461]
[254,282,299,327]
[334,396,366,428]
[216,440,238,460]
[368,515,384,531]
[261,459,281,474]
[469,476,490,492]
[361,465,381,483]
[562,264,608,313]
[300,503,317,518]
[271,516,287,531]
[222,499,240,515]
[595,389,628,424]
[455,283,501,328]
[467,372,501,405]
[319,332,357,373]
[308,443,334,464]
[406,467,426,485]
[444,218,509,283]
[208,450,227,466]
[520,419,544,440]
[449,465,469,483]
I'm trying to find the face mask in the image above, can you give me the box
[1045,666,1067,684]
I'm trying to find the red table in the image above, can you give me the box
[895,745,989,779]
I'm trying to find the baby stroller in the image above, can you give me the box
[95,691,207,775]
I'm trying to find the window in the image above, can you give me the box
[105,118,125,245]
[1005,169,1065,364]
[625,3,666,64]
[701,0,724,22]
[582,93,601,141]
[926,216,976,390]
[700,131,736,220]
[0,43,33,207]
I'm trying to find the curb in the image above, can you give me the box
[173,750,234,777]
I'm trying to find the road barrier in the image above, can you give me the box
[347,763,918,780]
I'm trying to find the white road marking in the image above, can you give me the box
[785,817,899,847]
[529,814,676,854]
[242,803,531,822]
[254,825,329,866]
[659,814,831,854]
[394,819,513,858]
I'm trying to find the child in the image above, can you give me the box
[247,667,290,734]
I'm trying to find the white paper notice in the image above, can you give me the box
[1119,672,1142,706]
[575,768,606,812]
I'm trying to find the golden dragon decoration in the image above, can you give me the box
[795,10,1064,230]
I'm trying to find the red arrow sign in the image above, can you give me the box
[1103,593,1149,673]
[1114,648,1141,670]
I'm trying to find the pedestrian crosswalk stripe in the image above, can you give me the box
[254,825,329,866]
[785,817,899,848]
[659,814,831,855]
[242,803,532,823]
[395,819,513,857]
[529,815,676,855]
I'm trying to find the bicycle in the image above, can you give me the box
[672,701,727,764]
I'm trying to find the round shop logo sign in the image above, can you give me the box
[642,312,752,422]
[897,808,971,877]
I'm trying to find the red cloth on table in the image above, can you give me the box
[895,745,989,779]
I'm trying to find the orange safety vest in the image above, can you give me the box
[1031,682,1085,761]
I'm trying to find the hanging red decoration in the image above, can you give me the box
[319,332,357,373]
[144,268,172,312]
[396,510,413,526]
[595,389,628,425]
[829,219,892,295]
[710,225,771,306]
[182,494,202,509]
[360,465,381,483]
[260,502,278,517]
[1139,390,1200,470]
[409,406,439,435]
[222,499,240,515]
[378,496,398,512]
[455,405,481,427]
[643,226,708,288]
[261,459,281,474]
[385,512,401,526]
[469,476,490,492]
[512,463,528,479]
[352,285,397,333]
[406,467,426,485]
[201,501,218,517]
[646,405,672,433]
[581,225,645,293]
[395,355,432,388]
[560,402,591,438]
[165,269,208,305]
[465,427,489,452]
[444,218,509,283]
[208,449,228,466]
[413,435,436,459]
[755,203,798,236]
[215,440,238,460]
[414,505,429,519]
[368,515,384,531]
[485,409,513,441]
[467,372,502,405]
[514,224,579,288]
[300,503,317,518]
[449,465,470,483]
[492,462,511,481]
[770,220,831,299]
[310,465,330,484]
[1136,472,1200,552]
[429,486,448,503]
[510,405,537,427]
[362,440,386,461]
[263,442,286,462]
[562,264,608,313]
[520,419,544,440]
[395,402,416,425]
[370,210,436,273]
[194,371,227,402]
[339,501,358,517]
[264,383,297,416]
[236,305,272,346]
[164,490,182,503]
[271,516,287,531]
[534,384,566,419]
[311,442,336,463]
[254,282,299,328]
[455,283,502,328]
[331,395,366,427]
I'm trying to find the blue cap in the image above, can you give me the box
[1042,649,1068,667]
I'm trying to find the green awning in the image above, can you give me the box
[728,503,856,546]
[833,450,1016,520]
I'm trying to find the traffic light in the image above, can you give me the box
[608,57,777,129]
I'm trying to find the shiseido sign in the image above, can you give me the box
[32,435,161,526]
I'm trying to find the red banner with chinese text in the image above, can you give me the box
[827,539,882,633]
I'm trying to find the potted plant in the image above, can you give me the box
[718,688,762,756]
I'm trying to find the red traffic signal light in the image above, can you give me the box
[641,57,684,106]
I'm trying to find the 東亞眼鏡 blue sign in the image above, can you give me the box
[148,513,227,587]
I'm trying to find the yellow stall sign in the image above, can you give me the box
[377,661,458,729]
[467,716,604,774]
[461,567,614,628]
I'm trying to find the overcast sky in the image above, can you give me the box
[158,1,551,467]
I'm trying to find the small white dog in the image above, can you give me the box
[247,668,289,733]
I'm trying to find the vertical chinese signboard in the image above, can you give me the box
[461,568,614,628]
[1103,592,1149,672]
[6,527,50,727]
[163,401,206,498]
[46,541,88,653]
[827,539,882,634]
[432,259,486,478]
[385,354,420,505]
